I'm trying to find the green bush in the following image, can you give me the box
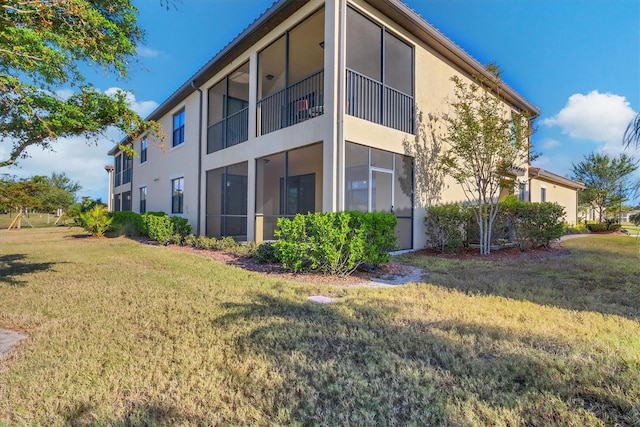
[139,212,192,244]
[252,242,280,264]
[424,203,470,253]
[630,212,640,226]
[501,197,565,250]
[79,205,113,237]
[109,211,142,236]
[141,213,174,244]
[140,211,166,236]
[170,216,192,237]
[274,211,397,275]
[586,223,610,232]
[562,222,589,235]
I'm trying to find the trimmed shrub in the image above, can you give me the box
[140,211,166,236]
[501,197,565,250]
[109,211,142,236]
[170,216,192,237]
[562,222,589,235]
[424,203,470,253]
[141,213,174,244]
[252,242,280,264]
[80,205,113,237]
[585,222,621,232]
[274,211,397,275]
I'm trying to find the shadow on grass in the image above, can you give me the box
[0,254,59,286]
[206,294,637,426]
[61,401,216,427]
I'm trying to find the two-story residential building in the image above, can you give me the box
[109,0,563,250]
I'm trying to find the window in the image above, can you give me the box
[139,186,147,214]
[345,142,413,250]
[256,9,325,136]
[140,137,148,163]
[122,191,132,211]
[173,110,185,147]
[114,154,122,187]
[518,182,526,200]
[346,7,414,133]
[114,193,121,212]
[541,187,547,203]
[207,63,250,153]
[280,173,315,215]
[123,153,132,184]
[171,177,184,214]
[206,163,248,239]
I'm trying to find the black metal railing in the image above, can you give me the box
[257,69,324,136]
[207,106,249,154]
[346,68,414,133]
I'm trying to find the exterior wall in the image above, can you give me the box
[530,177,580,224]
[110,0,537,250]
[125,92,201,228]
[342,0,530,249]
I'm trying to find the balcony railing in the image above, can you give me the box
[207,106,249,154]
[257,69,324,136]
[346,68,414,133]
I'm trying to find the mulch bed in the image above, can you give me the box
[165,240,571,286]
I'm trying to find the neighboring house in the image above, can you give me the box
[109,0,548,250]
[619,209,640,223]
[528,167,585,225]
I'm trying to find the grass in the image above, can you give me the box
[1,228,639,426]
[621,221,640,236]
[0,212,62,229]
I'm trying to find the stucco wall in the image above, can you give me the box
[530,178,580,225]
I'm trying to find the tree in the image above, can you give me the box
[623,114,640,149]
[0,173,80,214]
[571,152,639,223]
[0,0,161,167]
[440,71,531,255]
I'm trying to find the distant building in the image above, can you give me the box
[528,167,585,225]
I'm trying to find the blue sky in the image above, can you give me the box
[4,0,639,203]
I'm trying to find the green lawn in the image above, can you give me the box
[621,222,640,236]
[0,212,62,229]
[1,228,639,426]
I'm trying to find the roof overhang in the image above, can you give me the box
[529,166,585,191]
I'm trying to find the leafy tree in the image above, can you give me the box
[623,114,640,149]
[0,173,80,214]
[0,0,161,167]
[440,70,531,255]
[571,152,639,223]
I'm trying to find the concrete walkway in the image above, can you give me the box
[0,329,26,360]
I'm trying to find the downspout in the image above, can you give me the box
[336,0,346,211]
[191,80,203,235]
[528,168,541,202]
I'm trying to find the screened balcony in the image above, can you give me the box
[256,8,324,137]
[207,63,249,154]
[346,7,415,134]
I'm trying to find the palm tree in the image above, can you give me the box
[623,114,640,149]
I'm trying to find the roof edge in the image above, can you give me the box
[529,166,585,190]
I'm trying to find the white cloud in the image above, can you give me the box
[540,138,560,149]
[55,88,75,101]
[137,46,162,58]
[541,91,636,155]
[0,88,158,202]
[104,87,159,117]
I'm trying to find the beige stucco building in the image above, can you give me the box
[110,0,579,249]
[528,167,585,225]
